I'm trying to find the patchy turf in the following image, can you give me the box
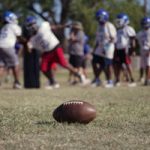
[0,70,150,150]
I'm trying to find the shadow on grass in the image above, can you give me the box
[35,121,56,125]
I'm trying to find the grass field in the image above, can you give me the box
[0,69,150,150]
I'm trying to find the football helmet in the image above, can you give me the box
[25,16,39,34]
[115,13,129,28]
[141,17,150,29]
[3,11,18,24]
[25,16,37,26]
[96,9,109,24]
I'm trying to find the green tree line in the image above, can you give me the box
[0,0,147,46]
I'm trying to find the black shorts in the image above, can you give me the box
[113,50,131,65]
[92,54,105,68]
[69,54,84,68]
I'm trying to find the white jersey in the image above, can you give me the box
[28,21,60,53]
[94,22,117,59]
[116,25,136,50]
[0,23,22,49]
[137,28,150,52]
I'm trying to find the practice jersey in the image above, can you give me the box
[28,21,60,53]
[137,28,150,52]
[0,23,22,49]
[94,22,117,59]
[116,25,136,50]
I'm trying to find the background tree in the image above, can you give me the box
[0,0,147,47]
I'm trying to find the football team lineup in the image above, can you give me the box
[0,1,150,149]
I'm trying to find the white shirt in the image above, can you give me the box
[94,22,117,59]
[28,21,60,53]
[116,25,136,50]
[137,28,150,52]
[0,23,22,49]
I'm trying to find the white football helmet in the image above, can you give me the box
[115,13,129,28]
[3,11,18,24]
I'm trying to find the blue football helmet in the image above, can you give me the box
[141,17,150,29]
[25,16,39,33]
[3,11,18,24]
[115,13,129,28]
[25,16,37,26]
[96,9,109,24]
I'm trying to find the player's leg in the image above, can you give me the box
[44,69,60,88]
[104,58,114,88]
[68,54,78,84]
[54,47,88,84]
[0,48,21,89]
[139,67,144,82]
[125,55,136,86]
[9,52,21,89]
[71,55,85,85]
[0,60,5,86]
[138,56,145,83]
[113,50,122,86]
[82,56,89,79]
[91,55,104,87]
[121,63,129,82]
[41,53,59,89]
[11,65,21,88]
[144,53,150,85]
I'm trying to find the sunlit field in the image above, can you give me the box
[0,68,150,150]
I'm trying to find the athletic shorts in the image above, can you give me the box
[92,54,105,69]
[41,47,68,72]
[105,58,113,66]
[0,48,19,67]
[69,54,84,68]
[113,49,131,65]
[51,63,57,70]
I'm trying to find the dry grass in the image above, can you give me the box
[0,69,150,150]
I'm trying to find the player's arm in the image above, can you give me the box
[26,40,34,53]
[17,34,33,53]
[17,36,28,45]
[129,36,137,55]
[107,23,117,43]
[127,26,137,55]
[51,23,70,31]
[92,41,98,54]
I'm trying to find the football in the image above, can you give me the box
[53,100,96,124]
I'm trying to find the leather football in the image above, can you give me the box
[53,100,96,124]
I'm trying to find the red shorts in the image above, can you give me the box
[41,47,68,72]
[51,63,57,70]
[125,55,131,65]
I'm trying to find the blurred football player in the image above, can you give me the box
[92,9,117,88]
[25,16,87,89]
[137,17,150,86]
[0,11,22,89]
[68,21,85,85]
[114,13,136,87]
